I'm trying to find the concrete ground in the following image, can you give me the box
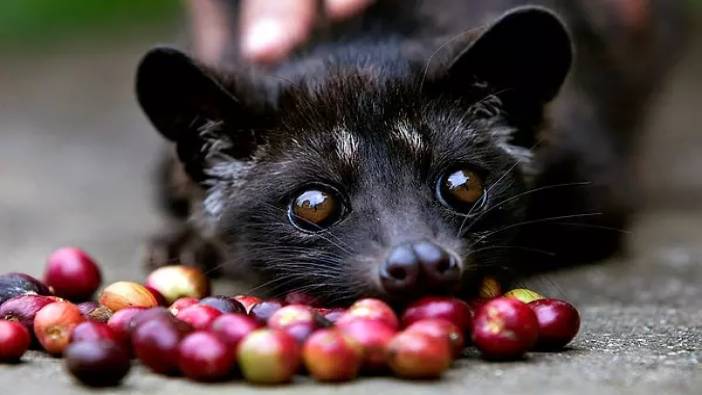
[1,17,701,395]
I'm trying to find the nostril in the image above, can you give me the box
[380,244,420,294]
[413,240,461,288]
[388,267,407,280]
[435,258,451,273]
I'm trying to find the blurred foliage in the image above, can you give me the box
[0,0,181,47]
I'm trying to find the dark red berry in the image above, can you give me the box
[0,273,52,305]
[387,330,452,379]
[303,329,362,382]
[208,313,262,349]
[337,318,397,371]
[405,318,465,357]
[176,304,222,330]
[178,331,235,381]
[129,307,174,332]
[402,296,473,333]
[528,299,580,350]
[0,320,31,361]
[65,340,131,387]
[168,297,199,315]
[249,299,284,325]
[44,247,101,301]
[200,296,245,314]
[336,298,399,330]
[0,295,55,336]
[284,291,319,306]
[106,307,145,345]
[131,316,191,374]
[472,297,538,360]
[71,321,119,344]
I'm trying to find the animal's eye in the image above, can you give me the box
[437,167,486,213]
[288,188,344,231]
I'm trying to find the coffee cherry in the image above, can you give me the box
[268,304,319,343]
[249,299,284,325]
[316,307,345,324]
[303,329,362,382]
[176,304,222,330]
[402,296,472,333]
[405,318,465,357]
[237,329,301,384]
[232,295,261,314]
[0,320,31,361]
[208,313,262,349]
[529,299,580,350]
[200,296,245,314]
[504,288,544,304]
[0,273,52,305]
[178,331,235,381]
[33,301,84,355]
[478,276,502,298]
[145,265,210,304]
[131,315,191,374]
[44,247,101,301]
[65,340,131,387]
[336,298,399,330]
[99,282,159,312]
[71,321,119,344]
[337,318,396,371]
[168,297,199,315]
[144,286,168,306]
[387,330,452,379]
[106,307,145,346]
[0,295,55,336]
[472,297,538,360]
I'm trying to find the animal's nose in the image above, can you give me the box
[379,240,461,296]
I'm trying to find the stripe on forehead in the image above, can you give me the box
[392,120,424,152]
[334,127,360,164]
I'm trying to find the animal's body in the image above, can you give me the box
[136,0,685,303]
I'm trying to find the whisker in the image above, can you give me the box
[460,181,593,236]
[474,212,603,243]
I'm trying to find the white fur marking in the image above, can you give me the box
[335,128,359,163]
[394,121,424,152]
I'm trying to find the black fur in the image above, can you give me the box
[136,1,686,303]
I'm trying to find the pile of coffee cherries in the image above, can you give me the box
[0,247,580,387]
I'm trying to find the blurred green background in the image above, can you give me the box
[0,0,181,49]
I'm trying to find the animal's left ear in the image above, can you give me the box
[440,7,572,120]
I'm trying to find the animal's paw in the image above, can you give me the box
[143,225,223,277]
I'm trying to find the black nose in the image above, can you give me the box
[379,240,461,295]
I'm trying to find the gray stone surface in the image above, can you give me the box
[1,17,701,395]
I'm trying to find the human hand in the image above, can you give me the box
[240,0,375,63]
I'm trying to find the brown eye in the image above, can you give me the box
[289,188,344,231]
[438,168,486,213]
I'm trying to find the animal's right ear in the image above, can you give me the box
[136,47,257,182]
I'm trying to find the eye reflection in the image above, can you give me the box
[439,168,485,212]
[289,189,341,230]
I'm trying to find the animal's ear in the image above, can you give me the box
[440,7,572,118]
[136,47,258,182]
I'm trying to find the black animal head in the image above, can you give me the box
[136,7,572,303]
